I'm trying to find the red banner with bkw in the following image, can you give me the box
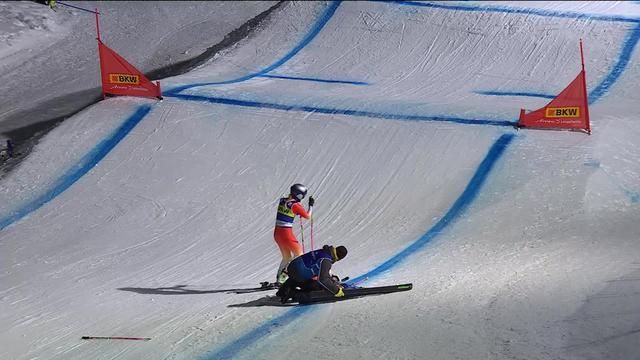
[98,41,162,99]
[518,41,590,134]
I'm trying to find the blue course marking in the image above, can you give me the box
[202,306,315,360]
[584,160,640,203]
[166,1,342,94]
[202,133,516,360]
[588,23,640,104]
[0,105,152,232]
[475,90,556,99]
[349,133,515,284]
[383,1,640,23]
[624,190,640,203]
[256,74,369,85]
[167,93,517,127]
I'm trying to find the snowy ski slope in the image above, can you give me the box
[1,1,639,359]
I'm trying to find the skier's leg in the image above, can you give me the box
[277,277,302,303]
[274,227,298,283]
[275,240,291,283]
[291,239,303,257]
[276,261,304,303]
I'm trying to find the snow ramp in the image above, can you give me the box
[1,1,640,360]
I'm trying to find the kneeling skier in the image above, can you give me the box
[276,244,348,303]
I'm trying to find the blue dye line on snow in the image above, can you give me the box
[588,22,640,104]
[383,1,640,23]
[0,105,152,232]
[203,133,516,360]
[623,190,640,203]
[475,90,555,99]
[256,74,369,85]
[584,160,640,203]
[202,306,316,360]
[166,1,341,94]
[349,133,515,284]
[167,93,517,127]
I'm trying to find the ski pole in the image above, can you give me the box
[310,214,314,251]
[81,336,151,341]
[299,217,305,253]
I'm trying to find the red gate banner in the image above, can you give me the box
[98,41,162,99]
[518,41,590,134]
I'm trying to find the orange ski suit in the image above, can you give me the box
[274,197,311,282]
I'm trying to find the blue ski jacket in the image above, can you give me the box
[287,246,340,295]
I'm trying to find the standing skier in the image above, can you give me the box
[274,183,314,285]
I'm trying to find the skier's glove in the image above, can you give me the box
[335,287,345,298]
[308,196,315,207]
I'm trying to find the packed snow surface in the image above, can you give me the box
[1,1,639,360]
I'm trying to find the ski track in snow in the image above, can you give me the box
[1,1,640,360]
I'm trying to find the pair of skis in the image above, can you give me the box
[235,278,413,304]
[232,276,356,294]
[292,283,413,304]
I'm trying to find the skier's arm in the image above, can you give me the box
[291,202,312,219]
[316,259,341,295]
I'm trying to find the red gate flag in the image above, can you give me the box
[518,41,590,134]
[98,41,162,99]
